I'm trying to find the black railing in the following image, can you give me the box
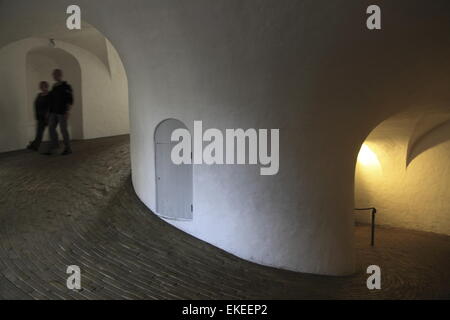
[354,207,377,246]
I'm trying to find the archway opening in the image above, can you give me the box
[354,109,450,236]
[0,22,129,154]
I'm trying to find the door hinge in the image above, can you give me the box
[191,204,193,212]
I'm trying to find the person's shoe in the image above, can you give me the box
[27,144,38,151]
[61,149,72,156]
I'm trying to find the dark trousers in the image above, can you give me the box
[48,113,71,151]
[32,117,48,149]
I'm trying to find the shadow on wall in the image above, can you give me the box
[355,110,450,236]
[407,119,450,166]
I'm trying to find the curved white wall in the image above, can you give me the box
[1,0,450,275]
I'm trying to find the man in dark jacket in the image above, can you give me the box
[27,81,51,151]
[47,69,74,156]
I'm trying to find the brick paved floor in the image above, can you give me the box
[0,135,449,300]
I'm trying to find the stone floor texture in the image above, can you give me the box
[0,135,449,300]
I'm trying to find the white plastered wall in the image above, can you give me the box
[0,40,28,152]
[56,38,129,140]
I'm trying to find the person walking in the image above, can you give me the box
[47,69,74,156]
[27,81,51,151]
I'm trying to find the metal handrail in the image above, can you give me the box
[354,207,377,246]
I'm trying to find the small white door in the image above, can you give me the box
[155,119,193,220]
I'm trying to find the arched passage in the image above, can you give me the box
[154,119,193,221]
[0,23,129,153]
[355,108,450,236]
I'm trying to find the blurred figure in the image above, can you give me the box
[27,81,50,151]
[47,69,74,156]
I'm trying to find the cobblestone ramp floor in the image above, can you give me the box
[0,135,449,300]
